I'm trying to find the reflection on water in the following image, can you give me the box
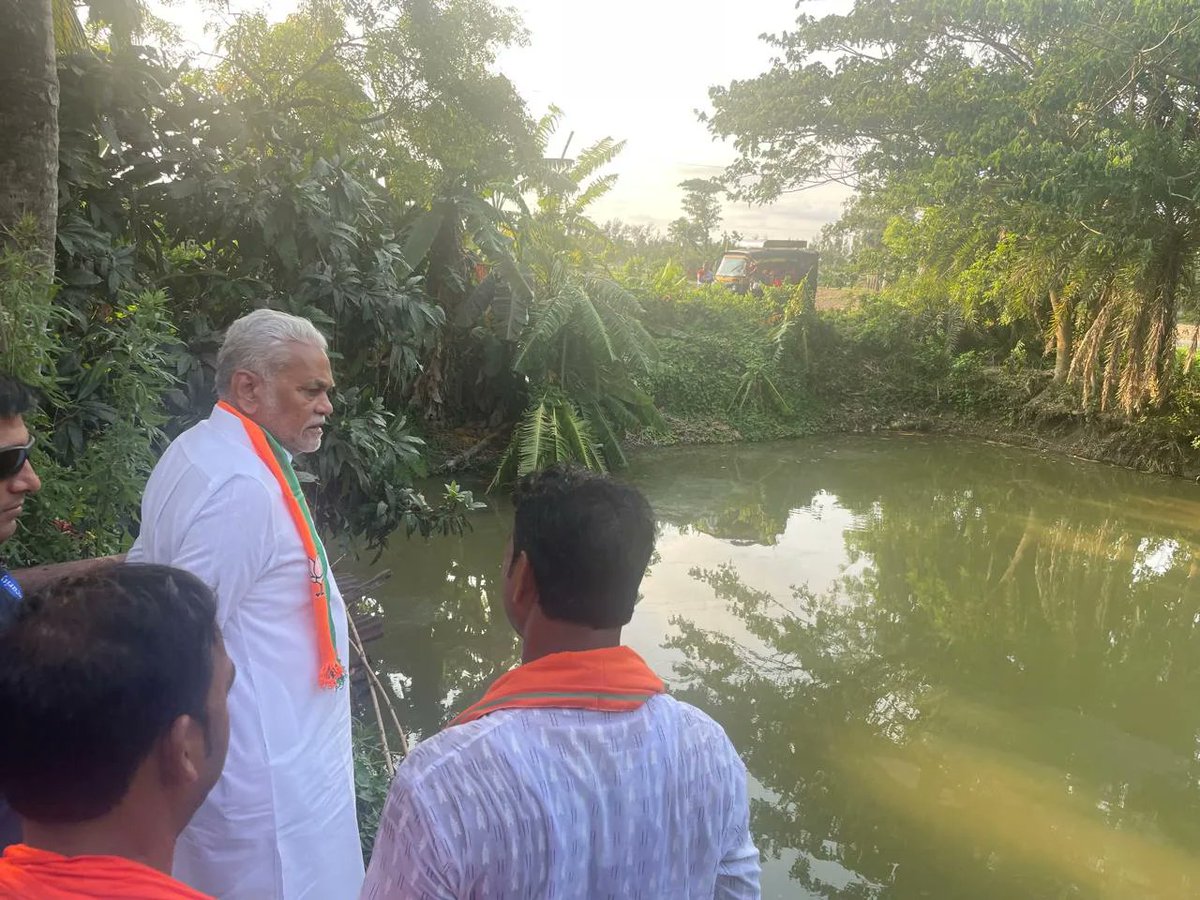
[359,435,1200,898]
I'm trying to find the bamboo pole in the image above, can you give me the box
[348,612,410,760]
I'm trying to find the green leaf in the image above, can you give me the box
[401,207,445,273]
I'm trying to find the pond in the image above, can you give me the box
[356,435,1200,899]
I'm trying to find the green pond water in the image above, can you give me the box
[356,435,1200,899]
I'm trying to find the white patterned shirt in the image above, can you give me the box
[361,694,760,899]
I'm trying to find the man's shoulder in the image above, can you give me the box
[390,715,512,793]
[0,847,212,900]
[396,695,743,793]
[155,419,274,495]
[649,694,746,763]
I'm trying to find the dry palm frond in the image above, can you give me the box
[53,0,88,54]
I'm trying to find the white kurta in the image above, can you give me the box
[128,405,364,899]
[362,695,760,899]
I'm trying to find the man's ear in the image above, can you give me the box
[159,715,203,787]
[511,550,538,615]
[228,370,262,415]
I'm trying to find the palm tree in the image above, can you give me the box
[0,0,136,267]
[0,0,61,266]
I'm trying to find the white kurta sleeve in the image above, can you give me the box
[716,756,761,899]
[170,474,275,627]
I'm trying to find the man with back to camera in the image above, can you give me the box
[362,464,761,899]
[0,564,235,898]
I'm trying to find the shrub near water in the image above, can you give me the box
[637,282,821,442]
[636,282,1079,440]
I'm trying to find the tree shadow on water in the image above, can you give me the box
[666,460,1200,899]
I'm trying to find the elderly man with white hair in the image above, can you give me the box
[128,309,363,899]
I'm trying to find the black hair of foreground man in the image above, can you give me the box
[0,564,232,837]
[0,376,34,420]
[510,462,656,630]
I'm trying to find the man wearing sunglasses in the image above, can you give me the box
[0,374,44,854]
[0,375,42,624]
[0,375,124,613]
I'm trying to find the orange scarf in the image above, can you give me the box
[216,401,345,689]
[449,646,666,727]
[0,845,212,899]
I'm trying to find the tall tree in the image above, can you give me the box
[707,0,1200,414]
[675,177,723,257]
[0,0,59,265]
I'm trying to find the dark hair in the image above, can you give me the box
[0,374,34,419]
[0,564,219,823]
[511,464,655,629]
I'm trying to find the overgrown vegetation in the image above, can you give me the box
[708,0,1200,420]
[5,0,1200,566]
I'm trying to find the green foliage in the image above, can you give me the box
[306,388,484,553]
[641,279,1028,439]
[491,390,606,488]
[639,284,819,441]
[352,718,394,863]
[3,258,181,565]
[732,322,793,416]
[944,350,992,415]
[201,0,537,202]
[708,0,1200,416]
[485,122,664,485]
[0,229,63,390]
[668,177,724,265]
[4,0,541,566]
[488,260,663,484]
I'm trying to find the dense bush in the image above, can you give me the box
[2,240,180,565]
[637,283,1102,442]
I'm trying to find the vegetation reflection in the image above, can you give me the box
[663,443,1200,898]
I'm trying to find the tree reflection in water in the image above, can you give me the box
[362,501,521,742]
[363,437,1200,897]
[657,439,1200,899]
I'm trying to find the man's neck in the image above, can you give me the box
[520,608,622,664]
[21,812,176,875]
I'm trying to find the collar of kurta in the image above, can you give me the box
[0,844,213,899]
[449,645,666,727]
[211,403,292,462]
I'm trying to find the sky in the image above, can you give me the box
[156,0,854,241]
[495,0,854,240]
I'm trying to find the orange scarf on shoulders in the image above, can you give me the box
[0,844,212,899]
[449,645,666,727]
[216,401,345,689]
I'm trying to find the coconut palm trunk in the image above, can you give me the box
[0,0,59,268]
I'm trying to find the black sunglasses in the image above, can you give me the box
[0,437,34,480]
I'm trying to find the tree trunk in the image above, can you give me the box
[1049,288,1071,383]
[0,0,59,269]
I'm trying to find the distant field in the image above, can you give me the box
[815,286,862,310]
